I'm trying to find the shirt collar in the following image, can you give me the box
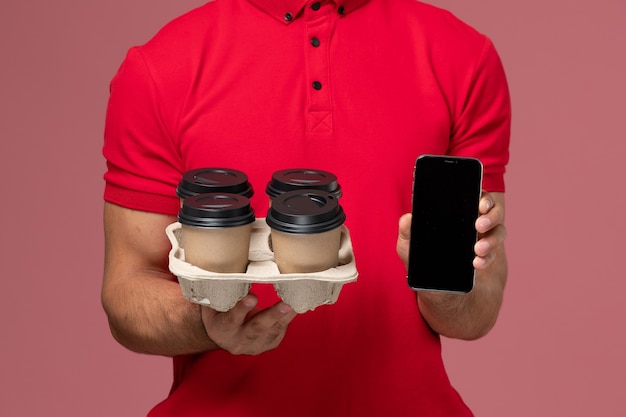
[248,0,370,24]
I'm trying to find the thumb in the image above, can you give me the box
[396,213,412,267]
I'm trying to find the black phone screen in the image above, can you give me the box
[407,155,483,293]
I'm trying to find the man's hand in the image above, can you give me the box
[103,202,298,357]
[201,295,298,355]
[397,192,508,340]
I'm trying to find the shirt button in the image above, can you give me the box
[312,81,322,90]
[311,2,321,11]
[311,37,321,47]
[338,6,345,14]
[284,12,293,21]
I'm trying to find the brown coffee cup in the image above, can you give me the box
[178,193,255,273]
[265,190,346,274]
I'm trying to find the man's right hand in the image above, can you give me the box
[102,202,297,357]
[201,295,297,355]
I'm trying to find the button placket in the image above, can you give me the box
[303,5,336,134]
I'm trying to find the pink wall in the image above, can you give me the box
[1,1,624,416]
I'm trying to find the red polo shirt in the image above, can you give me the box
[103,0,510,416]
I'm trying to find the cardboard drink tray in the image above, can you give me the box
[166,219,358,313]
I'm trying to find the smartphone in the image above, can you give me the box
[407,155,483,293]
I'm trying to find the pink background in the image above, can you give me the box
[1,1,624,416]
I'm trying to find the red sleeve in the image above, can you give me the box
[102,47,183,215]
[448,37,511,192]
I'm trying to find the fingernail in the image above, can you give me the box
[243,297,257,308]
[278,303,293,314]
[477,217,491,229]
[476,240,490,254]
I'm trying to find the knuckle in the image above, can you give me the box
[264,331,283,348]
[245,331,261,343]
[266,330,281,342]
[248,320,269,334]
[273,320,290,334]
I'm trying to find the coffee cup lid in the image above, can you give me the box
[176,168,254,199]
[178,193,255,228]
[265,168,342,198]
[265,190,345,234]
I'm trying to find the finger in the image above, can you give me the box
[396,213,412,267]
[479,191,494,214]
[473,251,495,270]
[208,294,258,333]
[238,303,297,352]
[398,213,412,241]
[474,224,507,257]
[475,202,504,234]
[263,304,299,342]
[245,302,297,334]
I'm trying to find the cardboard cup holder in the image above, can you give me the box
[166,218,358,313]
